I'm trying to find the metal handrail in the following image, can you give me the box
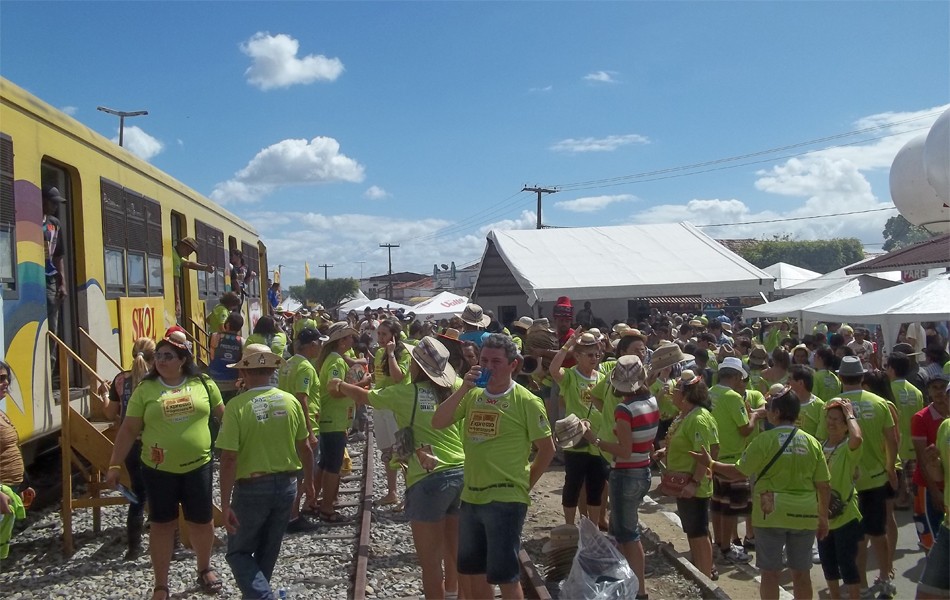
[186,317,210,352]
[78,327,123,372]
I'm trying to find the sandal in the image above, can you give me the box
[152,585,170,600]
[319,510,349,523]
[197,568,223,594]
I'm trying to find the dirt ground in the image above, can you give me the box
[523,463,708,599]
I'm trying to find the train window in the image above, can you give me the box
[100,178,164,298]
[127,251,147,296]
[148,255,163,295]
[195,219,225,300]
[104,248,125,296]
[241,241,261,298]
[0,133,16,299]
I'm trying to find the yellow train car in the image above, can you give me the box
[0,77,267,454]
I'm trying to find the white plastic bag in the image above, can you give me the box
[559,517,639,600]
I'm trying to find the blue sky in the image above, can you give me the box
[2,1,947,287]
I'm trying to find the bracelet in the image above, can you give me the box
[108,465,122,471]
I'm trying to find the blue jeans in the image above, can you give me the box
[457,501,527,584]
[609,467,652,543]
[226,474,297,600]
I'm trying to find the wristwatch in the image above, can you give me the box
[593,438,602,448]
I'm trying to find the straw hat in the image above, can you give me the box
[297,307,311,317]
[229,346,283,369]
[612,323,630,336]
[459,304,490,328]
[677,369,703,387]
[586,328,604,342]
[718,356,748,380]
[326,321,358,344]
[748,346,769,369]
[528,318,554,334]
[177,236,199,254]
[437,327,462,345]
[649,342,693,374]
[541,523,580,555]
[410,336,457,387]
[574,332,601,347]
[161,329,192,354]
[610,355,646,393]
[621,328,647,343]
[512,316,534,331]
[554,414,587,449]
[717,344,737,362]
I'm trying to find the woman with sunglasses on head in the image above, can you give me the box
[550,328,609,527]
[102,337,155,560]
[106,329,225,600]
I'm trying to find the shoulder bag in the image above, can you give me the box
[392,384,419,464]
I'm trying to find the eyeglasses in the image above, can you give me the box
[0,374,9,383]
[155,352,179,362]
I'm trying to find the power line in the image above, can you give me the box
[694,206,896,228]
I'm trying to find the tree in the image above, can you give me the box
[287,278,360,309]
[881,215,937,252]
[734,238,865,274]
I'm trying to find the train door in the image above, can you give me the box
[40,162,81,386]
[170,211,189,327]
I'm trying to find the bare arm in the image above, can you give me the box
[816,480,831,540]
[529,435,555,489]
[386,343,407,384]
[334,379,372,406]
[104,416,144,486]
[433,368,478,429]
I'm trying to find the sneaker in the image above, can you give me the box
[811,546,821,564]
[721,544,752,564]
[874,577,896,599]
[742,536,755,550]
[286,516,319,533]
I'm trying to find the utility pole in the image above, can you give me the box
[319,264,333,280]
[356,261,366,280]
[379,243,399,300]
[522,185,557,229]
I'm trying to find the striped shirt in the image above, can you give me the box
[613,393,660,469]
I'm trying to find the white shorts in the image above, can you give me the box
[374,408,399,449]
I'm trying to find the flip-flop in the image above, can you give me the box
[374,497,399,507]
[319,510,349,523]
[197,568,223,594]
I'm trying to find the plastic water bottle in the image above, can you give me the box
[278,589,288,599]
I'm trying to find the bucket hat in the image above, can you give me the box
[459,304,491,328]
[410,336,457,388]
[718,356,748,380]
[610,355,646,393]
[554,414,587,449]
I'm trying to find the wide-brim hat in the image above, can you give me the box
[160,329,192,355]
[718,356,748,380]
[717,344,737,362]
[554,414,586,448]
[649,342,693,374]
[528,318,554,334]
[437,327,462,345]
[610,354,646,393]
[512,316,534,331]
[459,303,491,328]
[892,342,923,357]
[178,236,199,254]
[297,307,311,317]
[42,186,67,203]
[541,524,580,555]
[326,321,358,344]
[410,336,457,387]
[229,347,284,369]
[612,323,630,336]
[574,332,601,347]
[748,346,769,368]
[837,355,867,377]
[621,328,647,343]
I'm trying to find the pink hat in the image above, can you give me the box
[553,296,573,318]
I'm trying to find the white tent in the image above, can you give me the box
[743,275,900,333]
[340,297,415,319]
[783,257,901,292]
[762,262,821,293]
[412,291,469,320]
[335,290,371,318]
[801,272,950,352]
[474,223,774,306]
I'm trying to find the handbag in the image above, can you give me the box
[392,385,419,463]
[659,470,693,497]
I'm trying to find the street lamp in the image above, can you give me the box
[97,105,148,147]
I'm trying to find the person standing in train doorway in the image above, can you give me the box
[42,186,67,371]
[172,237,214,324]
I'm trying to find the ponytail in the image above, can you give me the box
[130,337,156,388]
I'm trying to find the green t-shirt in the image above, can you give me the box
[369,382,465,488]
[796,395,825,438]
[666,408,719,498]
[938,419,950,517]
[817,389,895,491]
[215,386,308,480]
[292,318,318,337]
[944,361,950,375]
[560,367,604,456]
[207,304,230,335]
[126,376,223,473]
[172,249,182,277]
[373,347,411,390]
[651,378,678,420]
[278,354,320,435]
[891,379,923,460]
[736,426,830,530]
[709,384,750,464]
[591,380,622,457]
[319,352,354,433]
[822,439,862,531]
[244,332,288,358]
[813,370,842,402]
[745,389,767,444]
[451,382,551,505]
[599,359,617,378]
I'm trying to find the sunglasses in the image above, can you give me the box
[0,374,9,383]
[155,352,180,362]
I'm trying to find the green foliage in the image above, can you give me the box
[881,215,937,252]
[735,238,865,274]
[287,278,360,308]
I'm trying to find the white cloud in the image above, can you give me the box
[112,126,163,161]
[363,185,389,200]
[555,194,637,213]
[550,133,649,153]
[211,136,365,204]
[61,106,77,116]
[529,85,553,93]
[583,70,618,83]
[242,32,344,90]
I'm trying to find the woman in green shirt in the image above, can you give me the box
[334,336,465,600]
[374,318,411,506]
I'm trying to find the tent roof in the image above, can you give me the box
[762,262,821,290]
[475,223,774,305]
[801,272,950,324]
[744,275,900,319]
[412,291,469,319]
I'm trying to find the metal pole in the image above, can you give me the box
[522,186,557,229]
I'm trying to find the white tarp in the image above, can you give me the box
[743,275,900,333]
[783,257,901,292]
[481,223,774,305]
[763,262,821,292]
[802,272,950,352]
[339,297,414,319]
[335,290,371,317]
[412,291,469,320]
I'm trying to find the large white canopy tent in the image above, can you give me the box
[743,275,900,334]
[412,291,469,320]
[339,297,415,319]
[783,257,901,293]
[762,262,821,294]
[473,223,774,308]
[801,272,950,352]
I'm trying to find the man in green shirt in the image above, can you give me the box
[788,365,825,438]
[887,351,924,510]
[217,346,314,600]
[433,334,555,600]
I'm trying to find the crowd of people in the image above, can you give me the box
[1,293,949,600]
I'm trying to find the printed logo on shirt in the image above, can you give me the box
[252,396,270,422]
[467,410,500,441]
[150,443,165,465]
[418,387,438,412]
[162,393,196,422]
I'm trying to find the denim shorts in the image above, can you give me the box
[918,524,950,596]
[405,467,463,523]
[754,526,816,572]
[457,501,528,584]
[609,467,652,543]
